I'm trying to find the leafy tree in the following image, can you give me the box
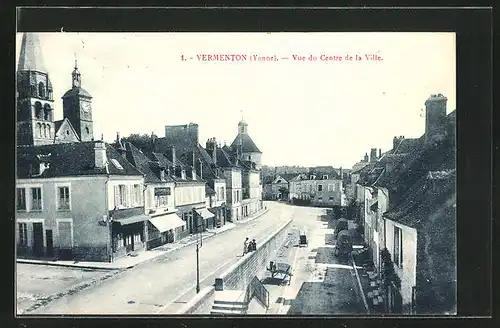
[121,133,156,152]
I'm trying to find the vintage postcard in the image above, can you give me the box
[15,31,456,316]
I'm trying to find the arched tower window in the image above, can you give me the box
[85,126,90,134]
[36,123,42,137]
[35,102,43,119]
[47,125,51,138]
[43,124,47,138]
[30,84,36,97]
[38,82,45,98]
[43,104,51,121]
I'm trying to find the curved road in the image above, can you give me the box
[31,202,295,314]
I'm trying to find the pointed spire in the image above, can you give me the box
[18,33,47,72]
[72,59,81,88]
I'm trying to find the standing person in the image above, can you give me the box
[243,237,249,256]
[251,239,257,251]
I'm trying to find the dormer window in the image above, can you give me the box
[310,175,316,180]
[181,169,186,180]
[160,168,166,181]
[323,175,328,180]
[110,158,123,170]
[192,169,196,180]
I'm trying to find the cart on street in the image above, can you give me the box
[266,261,293,285]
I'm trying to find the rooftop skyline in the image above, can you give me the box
[15,32,456,168]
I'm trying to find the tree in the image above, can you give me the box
[121,133,156,152]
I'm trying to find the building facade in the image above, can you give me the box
[16,141,147,262]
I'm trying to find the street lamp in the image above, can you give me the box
[196,215,203,293]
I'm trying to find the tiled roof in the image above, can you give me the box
[124,142,174,184]
[230,133,261,153]
[17,141,143,179]
[62,87,92,99]
[384,170,456,229]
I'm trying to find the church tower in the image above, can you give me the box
[16,33,56,146]
[62,61,94,141]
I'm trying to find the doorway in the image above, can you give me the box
[46,229,54,258]
[32,222,44,257]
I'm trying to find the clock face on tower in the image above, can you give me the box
[81,101,91,113]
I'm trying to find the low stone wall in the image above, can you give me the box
[180,218,293,314]
[215,219,293,291]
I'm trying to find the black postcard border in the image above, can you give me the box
[7,6,494,328]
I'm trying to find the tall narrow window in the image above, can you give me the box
[31,187,42,211]
[36,123,42,137]
[16,188,26,211]
[134,184,142,205]
[318,184,323,191]
[58,186,70,210]
[115,184,127,207]
[394,226,403,267]
[43,124,47,138]
[18,223,28,246]
[38,82,45,98]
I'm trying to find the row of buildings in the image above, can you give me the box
[263,166,350,207]
[347,93,456,314]
[15,33,264,262]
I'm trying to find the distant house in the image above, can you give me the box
[288,167,343,207]
[263,174,297,200]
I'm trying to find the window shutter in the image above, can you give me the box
[114,186,119,207]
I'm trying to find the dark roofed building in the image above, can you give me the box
[17,141,143,179]
[16,141,149,263]
[383,170,456,314]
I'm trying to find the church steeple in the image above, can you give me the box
[16,33,55,146]
[17,33,47,72]
[62,61,94,142]
[72,60,81,88]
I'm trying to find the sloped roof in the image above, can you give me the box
[384,170,456,229]
[230,133,261,153]
[17,33,47,72]
[17,141,143,179]
[124,142,174,184]
[62,87,92,99]
[205,184,216,196]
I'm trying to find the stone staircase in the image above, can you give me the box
[211,290,248,315]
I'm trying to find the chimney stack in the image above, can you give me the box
[339,167,343,179]
[364,153,369,162]
[94,141,107,168]
[166,146,176,169]
[160,167,165,181]
[116,132,120,144]
[379,149,382,158]
[198,159,203,179]
[370,148,377,162]
[206,137,217,164]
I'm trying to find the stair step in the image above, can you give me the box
[211,308,246,314]
[212,304,248,310]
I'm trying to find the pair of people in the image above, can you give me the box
[243,237,257,255]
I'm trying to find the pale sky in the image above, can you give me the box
[16,32,455,168]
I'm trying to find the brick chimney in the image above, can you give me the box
[370,148,377,162]
[94,141,107,168]
[206,137,217,164]
[425,93,448,144]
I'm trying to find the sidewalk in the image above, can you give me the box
[17,222,237,271]
[234,207,269,224]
